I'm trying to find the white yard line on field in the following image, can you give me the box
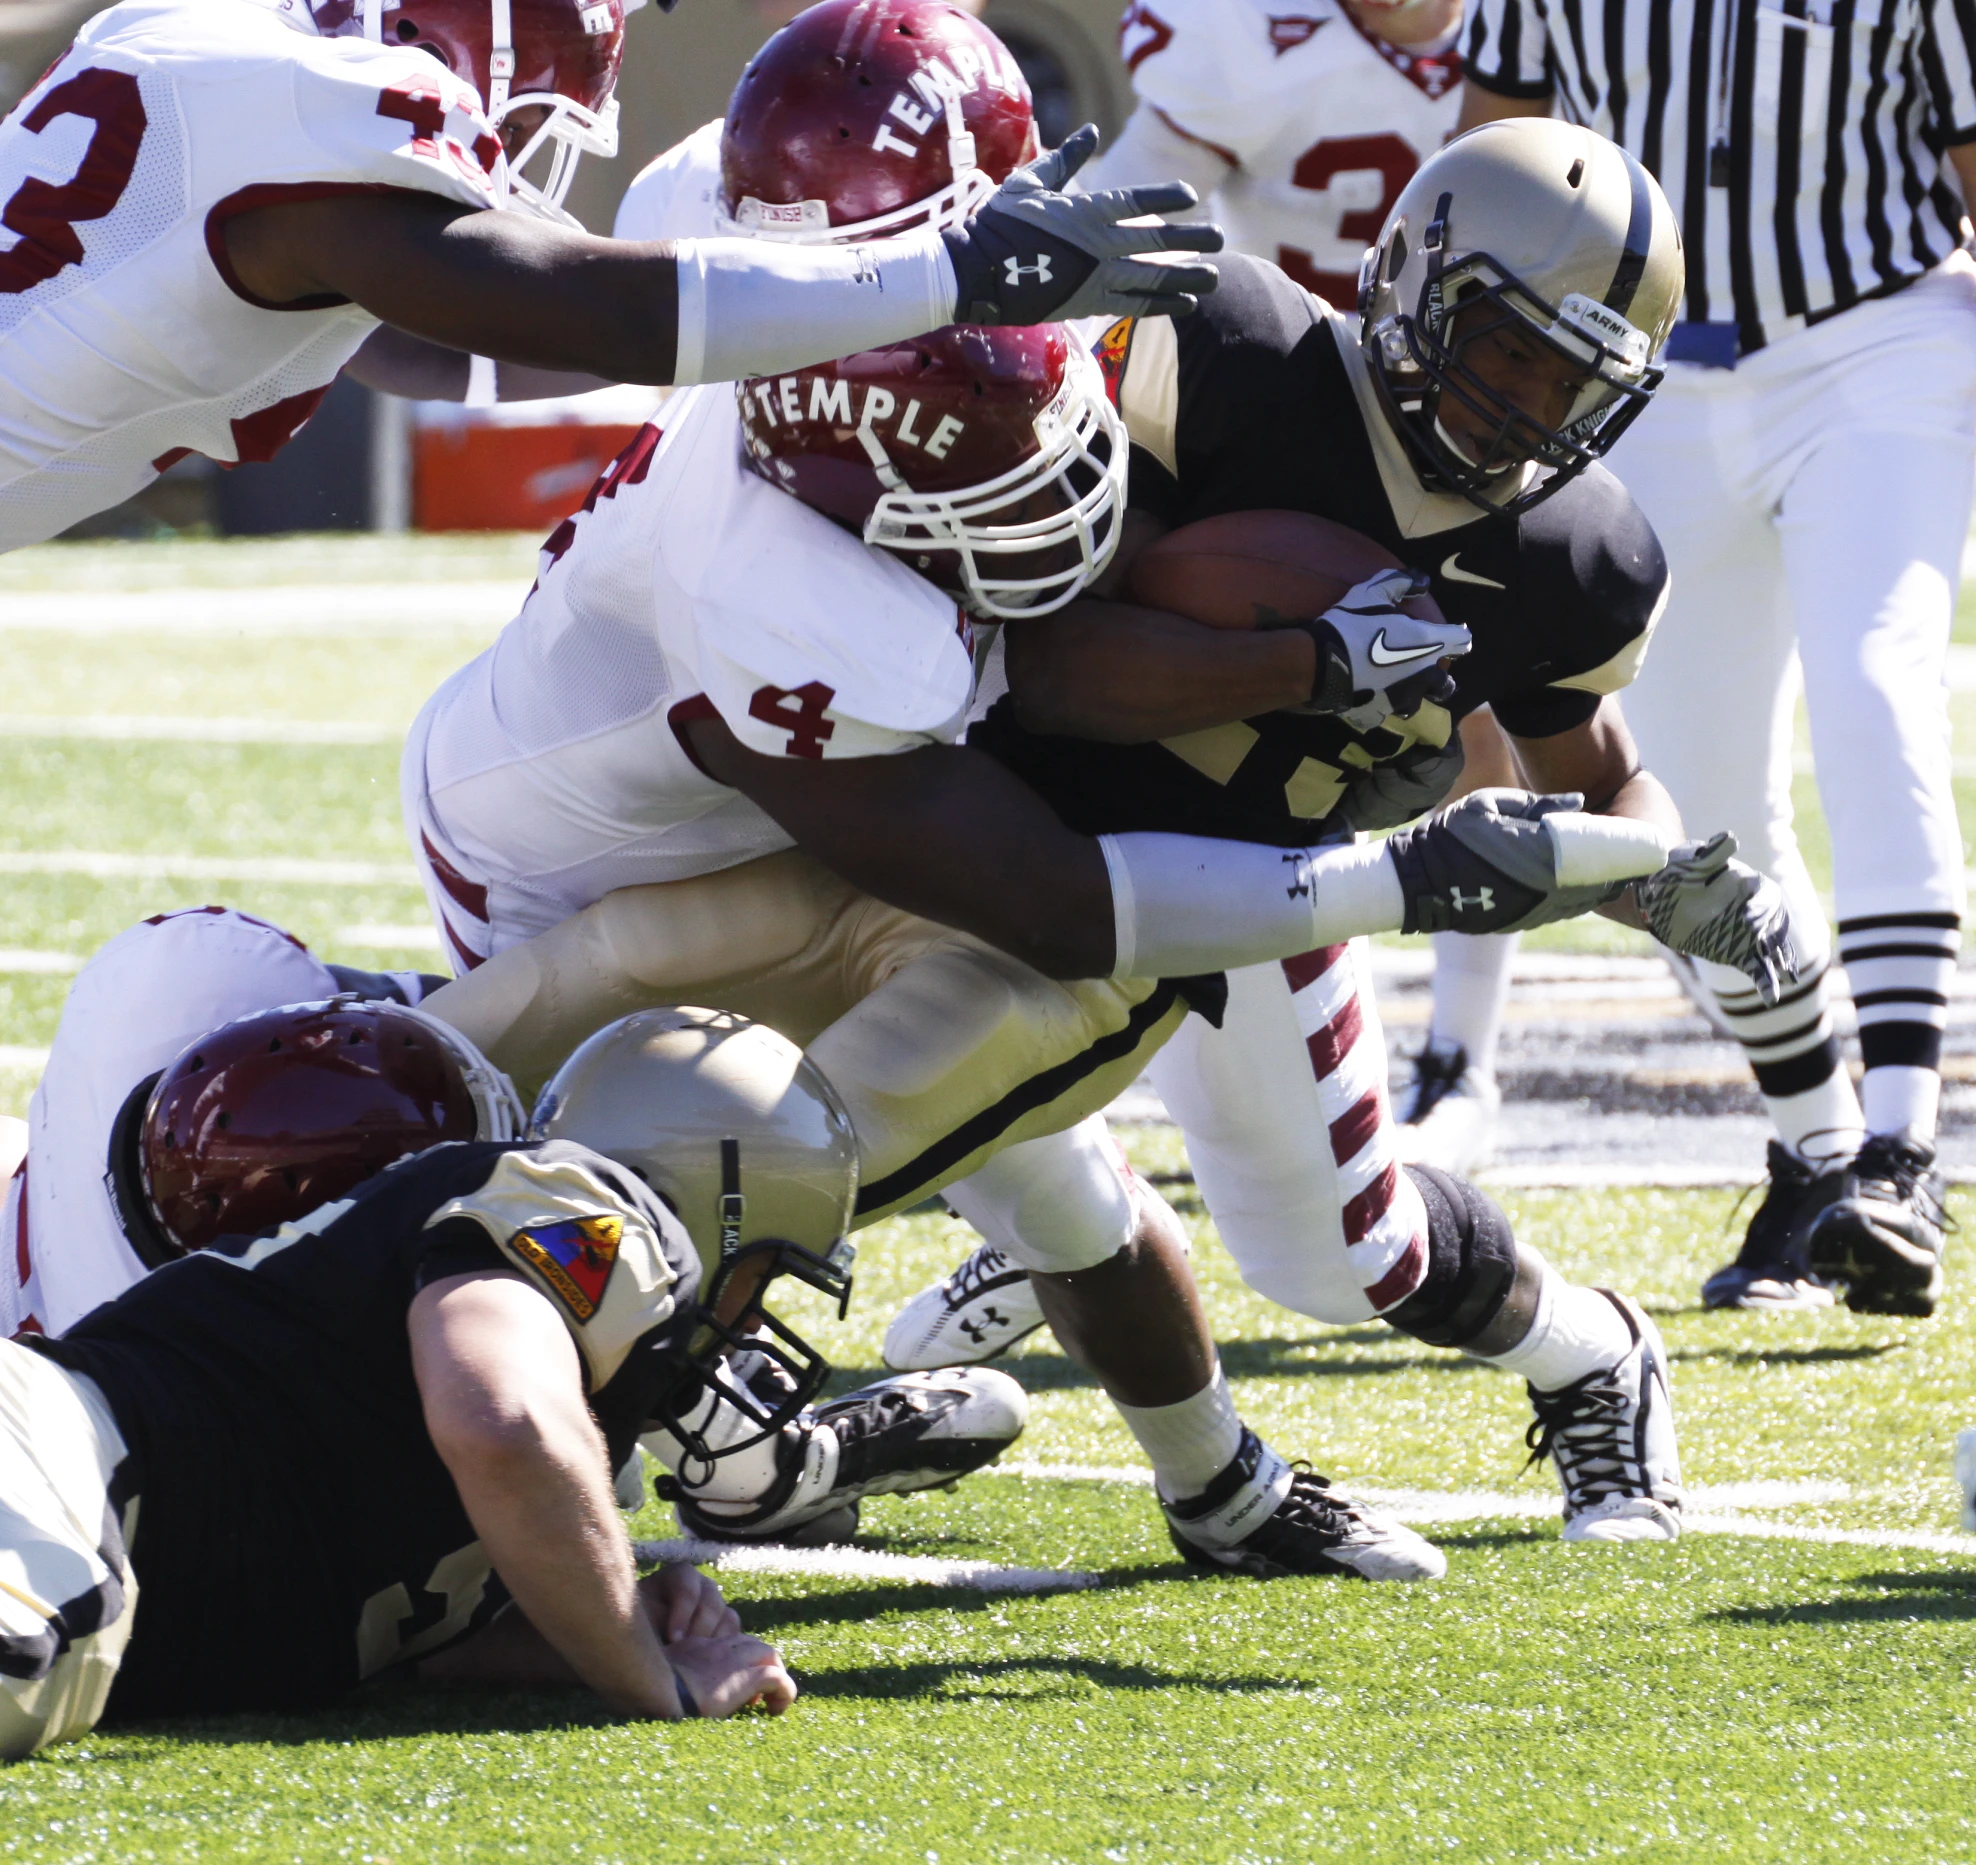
[0,851,419,885]
[0,949,82,974]
[0,715,399,745]
[0,1046,50,1070]
[632,1538,1105,1592]
[0,582,521,635]
[335,922,443,950]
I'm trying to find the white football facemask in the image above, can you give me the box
[859,346,1130,621]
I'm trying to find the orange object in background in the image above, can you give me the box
[413,421,646,532]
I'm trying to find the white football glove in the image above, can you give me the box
[941,125,1224,324]
[1633,831,1803,1005]
[1281,569,1472,729]
[1386,789,1672,934]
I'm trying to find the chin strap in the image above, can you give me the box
[487,0,516,117]
[362,0,382,39]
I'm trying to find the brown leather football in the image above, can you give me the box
[1126,509,1446,633]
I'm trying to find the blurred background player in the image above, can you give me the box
[1462,0,1976,1316]
[1073,0,1514,1172]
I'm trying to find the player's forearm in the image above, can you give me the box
[1005,600,1314,741]
[344,327,610,402]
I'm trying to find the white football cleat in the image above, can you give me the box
[1525,1290,1683,1543]
[1393,1038,1502,1175]
[883,1241,1047,1370]
[1955,1429,1976,1534]
[668,1366,1029,1546]
[1163,1429,1446,1581]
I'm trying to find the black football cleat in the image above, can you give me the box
[1162,1429,1444,1581]
[1701,1140,1844,1311]
[1806,1133,1949,1316]
[668,1367,1029,1546]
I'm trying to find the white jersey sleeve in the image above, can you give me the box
[0,0,501,552]
[2,909,340,1339]
[407,386,976,949]
[612,118,726,243]
[1115,0,1461,303]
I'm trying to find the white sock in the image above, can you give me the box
[1764,1074,1866,1167]
[1428,929,1517,1077]
[1483,1275,1633,1392]
[1113,1365,1244,1502]
[1861,1065,1940,1146]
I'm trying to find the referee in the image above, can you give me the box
[1460,0,1976,1315]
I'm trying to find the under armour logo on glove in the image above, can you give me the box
[941,123,1224,325]
[1448,886,1496,914]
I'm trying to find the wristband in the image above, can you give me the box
[671,1671,700,1719]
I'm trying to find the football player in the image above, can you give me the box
[0,922,1025,1549]
[1081,0,1527,1176]
[890,121,1811,1543]
[0,0,1215,551]
[0,1005,871,1756]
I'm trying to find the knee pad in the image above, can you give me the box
[1379,1165,1541,1353]
[944,1116,1133,1275]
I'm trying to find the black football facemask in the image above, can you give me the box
[644,1234,855,1486]
[1368,195,1663,520]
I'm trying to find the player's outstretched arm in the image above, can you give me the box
[409,1268,795,1718]
[221,126,1221,388]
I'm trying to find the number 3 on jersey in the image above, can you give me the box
[1276,132,1417,306]
[0,67,147,297]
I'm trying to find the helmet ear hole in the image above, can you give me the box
[396,16,419,39]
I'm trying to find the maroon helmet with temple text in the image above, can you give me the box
[131,999,523,1258]
[310,0,640,221]
[719,0,1036,242]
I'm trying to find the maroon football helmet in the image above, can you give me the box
[738,323,1127,618]
[719,0,1036,243]
[135,1000,524,1257]
[311,0,641,221]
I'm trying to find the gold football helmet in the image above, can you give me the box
[1359,117,1684,514]
[532,1006,860,1467]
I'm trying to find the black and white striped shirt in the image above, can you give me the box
[1464,0,1976,355]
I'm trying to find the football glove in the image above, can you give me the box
[1333,737,1467,834]
[941,124,1224,325]
[1275,569,1471,729]
[1634,831,1803,1006]
[1386,789,1672,935]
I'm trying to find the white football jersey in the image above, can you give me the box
[1118,0,1460,303]
[612,117,725,243]
[405,382,978,951]
[0,908,342,1341]
[0,0,502,552]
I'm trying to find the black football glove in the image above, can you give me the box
[1386,789,1669,935]
[940,124,1224,325]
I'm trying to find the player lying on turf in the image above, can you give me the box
[0,1005,895,1758]
[884,120,1813,1546]
[0,0,1217,552]
[0,914,1027,1547]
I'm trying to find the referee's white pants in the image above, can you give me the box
[1611,258,1976,933]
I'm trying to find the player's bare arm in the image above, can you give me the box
[681,719,1119,979]
[409,1267,796,1719]
[343,324,610,401]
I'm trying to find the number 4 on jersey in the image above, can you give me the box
[749,682,837,759]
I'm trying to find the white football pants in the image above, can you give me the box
[1613,260,1975,941]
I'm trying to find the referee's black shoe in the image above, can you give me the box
[1806,1133,1949,1316]
[1701,1141,1843,1311]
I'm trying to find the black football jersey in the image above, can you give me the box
[971,255,1669,844]
[30,1138,699,1716]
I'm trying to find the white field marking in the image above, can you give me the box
[336,922,443,951]
[632,1537,1105,1592]
[0,714,398,745]
[0,582,521,636]
[0,1047,49,1070]
[1683,1513,1976,1557]
[0,851,419,886]
[0,949,82,975]
[1476,1163,1766,1189]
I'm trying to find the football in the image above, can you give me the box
[1127,509,1448,633]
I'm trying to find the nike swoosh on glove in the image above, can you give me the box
[940,124,1224,324]
[1633,831,1803,1005]
[1286,568,1471,726]
[1386,789,1666,934]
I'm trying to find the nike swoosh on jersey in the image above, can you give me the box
[1440,554,1508,590]
[1366,631,1441,668]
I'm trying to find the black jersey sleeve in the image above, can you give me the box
[1488,464,1669,741]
